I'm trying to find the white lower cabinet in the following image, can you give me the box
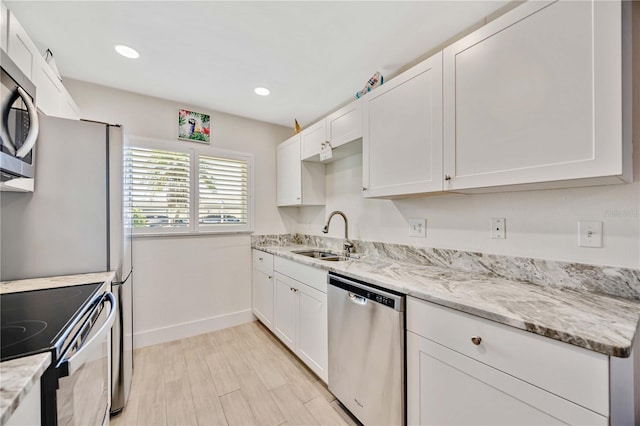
[252,250,274,331]
[273,273,298,349]
[269,256,328,383]
[407,297,609,425]
[273,271,328,383]
[251,251,329,382]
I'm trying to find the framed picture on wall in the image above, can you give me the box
[178,109,211,143]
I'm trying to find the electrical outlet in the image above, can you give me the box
[490,218,506,239]
[409,218,426,237]
[578,221,602,248]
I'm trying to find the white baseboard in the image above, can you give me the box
[133,309,255,349]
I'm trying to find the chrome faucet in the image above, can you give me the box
[322,210,354,254]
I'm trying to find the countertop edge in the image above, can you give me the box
[253,245,639,358]
[0,352,51,426]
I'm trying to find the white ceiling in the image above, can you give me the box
[7,1,510,128]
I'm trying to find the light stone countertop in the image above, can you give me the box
[0,353,51,426]
[0,271,115,294]
[255,244,640,358]
[0,271,115,424]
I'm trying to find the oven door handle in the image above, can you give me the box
[0,86,40,158]
[56,292,117,378]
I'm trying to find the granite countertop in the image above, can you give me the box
[255,244,640,358]
[0,271,116,425]
[0,353,50,425]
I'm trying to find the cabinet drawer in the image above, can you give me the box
[407,297,609,416]
[252,250,273,274]
[274,256,327,293]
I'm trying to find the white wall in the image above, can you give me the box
[65,79,294,347]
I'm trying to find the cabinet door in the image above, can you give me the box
[326,100,362,149]
[296,283,328,383]
[33,59,63,116]
[363,52,443,198]
[1,3,8,52]
[443,0,630,191]
[59,92,82,120]
[276,135,302,206]
[300,120,327,160]
[407,331,607,426]
[273,273,298,351]
[7,10,38,79]
[252,268,274,331]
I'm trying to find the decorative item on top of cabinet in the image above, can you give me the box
[276,134,325,206]
[442,0,632,193]
[362,51,443,198]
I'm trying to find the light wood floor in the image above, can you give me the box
[111,321,360,426]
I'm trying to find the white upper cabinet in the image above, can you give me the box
[276,135,325,206]
[362,52,443,198]
[1,3,8,52]
[6,10,37,79]
[300,120,327,160]
[5,7,81,120]
[33,58,63,116]
[300,99,363,163]
[443,0,632,192]
[326,100,362,149]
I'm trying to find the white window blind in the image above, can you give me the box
[199,155,248,225]
[126,147,190,229]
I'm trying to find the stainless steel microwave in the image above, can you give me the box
[1,50,39,180]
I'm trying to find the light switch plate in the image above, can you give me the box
[409,218,426,237]
[578,221,602,248]
[490,218,506,239]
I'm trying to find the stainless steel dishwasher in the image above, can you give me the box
[328,272,405,426]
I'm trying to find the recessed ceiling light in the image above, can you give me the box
[254,87,270,96]
[115,45,140,59]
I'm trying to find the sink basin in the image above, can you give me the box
[292,250,350,262]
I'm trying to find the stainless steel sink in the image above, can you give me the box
[292,250,350,262]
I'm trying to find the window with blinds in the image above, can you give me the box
[125,137,254,234]
[126,147,190,229]
[199,155,248,225]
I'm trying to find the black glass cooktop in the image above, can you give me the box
[0,283,103,362]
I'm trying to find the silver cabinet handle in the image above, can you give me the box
[258,257,263,261]
[268,276,272,279]
[290,287,298,292]
[444,175,452,181]
[471,336,482,346]
[362,187,368,191]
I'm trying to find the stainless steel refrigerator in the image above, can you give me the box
[0,113,134,415]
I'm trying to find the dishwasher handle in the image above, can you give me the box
[348,292,367,305]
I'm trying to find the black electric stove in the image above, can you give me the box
[0,282,104,363]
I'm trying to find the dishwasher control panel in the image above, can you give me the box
[328,273,404,311]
